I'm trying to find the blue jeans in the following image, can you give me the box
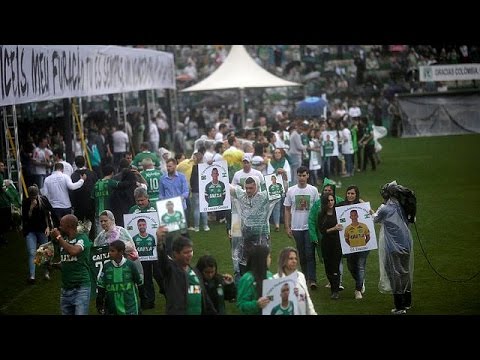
[344,153,354,176]
[292,230,316,282]
[289,154,302,184]
[191,193,207,228]
[346,251,369,291]
[25,231,48,278]
[271,197,284,226]
[60,286,91,315]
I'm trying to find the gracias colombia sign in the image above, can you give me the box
[419,63,480,82]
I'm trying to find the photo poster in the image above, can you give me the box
[335,202,378,255]
[156,197,187,232]
[124,212,159,261]
[198,160,231,213]
[265,173,284,201]
[321,130,339,157]
[262,272,299,316]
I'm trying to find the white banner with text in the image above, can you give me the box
[0,45,175,106]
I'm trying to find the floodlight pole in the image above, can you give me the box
[240,87,246,130]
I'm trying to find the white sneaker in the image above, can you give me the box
[325,283,331,288]
[187,227,196,231]
[354,290,362,300]
[361,282,365,294]
[203,226,210,232]
[391,308,407,315]
[339,285,345,291]
[193,227,200,232]
[44,272,50,281]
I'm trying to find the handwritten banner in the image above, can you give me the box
[0,45,175,106]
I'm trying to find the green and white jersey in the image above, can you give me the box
[205,181,226,207]
[90,245,110,281]
[268,183,283,198]
[161,210,185,231]
[270,301,295,315]
[141,168,163,201]
[186,267,202,315]
[97,257,142,315]
[93,178,119,216]
[132,151,160,169]
[128,202,157,214]
[60,233,92,290]
[132,233,156,257]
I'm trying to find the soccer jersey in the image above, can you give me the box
[205,181,226,207]
[323,140,334,157]
[90,245,110,281]
[128,203,157,214]
[93,178,119,216]
[132,151,160,169]
[270,301,295,315]
[132,233,156,257]
[141,168,163,201]
[345,223,370,247]
[186,267,202,315]
[161,211,185,231]
[60,233,92,290]
[97,257,142,315]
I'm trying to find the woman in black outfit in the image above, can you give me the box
[318,193,343,299]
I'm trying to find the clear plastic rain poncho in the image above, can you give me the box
[374,197,414,294]
[230,176,283,269]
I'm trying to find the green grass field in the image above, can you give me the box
[1,134,479,315]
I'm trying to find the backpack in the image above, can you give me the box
[88,144,101,167]
[394,185,417,224]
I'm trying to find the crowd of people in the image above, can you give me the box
[0,44,425,315]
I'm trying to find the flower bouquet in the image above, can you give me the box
[34,241,55,266]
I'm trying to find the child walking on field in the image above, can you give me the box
[96,240,143,315]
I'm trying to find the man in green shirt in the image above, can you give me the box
[129,187,157,214]
[92,165,119,235]
[51,214,92,315]
[129,187,162,310]
[204,167,226,207]
[132,142,160,170]
[140,158,163,202]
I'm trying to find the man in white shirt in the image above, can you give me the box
[232,154,264,189]
[111,124,129,169]
[42,162,86,223]
[284,165,319,290]
[53,149,73,177]
[32,136,53,189]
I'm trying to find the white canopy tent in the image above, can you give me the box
[181,45,301,127]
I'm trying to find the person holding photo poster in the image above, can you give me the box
[274,247,317,315]
[337,185,369,300]
[237,245,273,315]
